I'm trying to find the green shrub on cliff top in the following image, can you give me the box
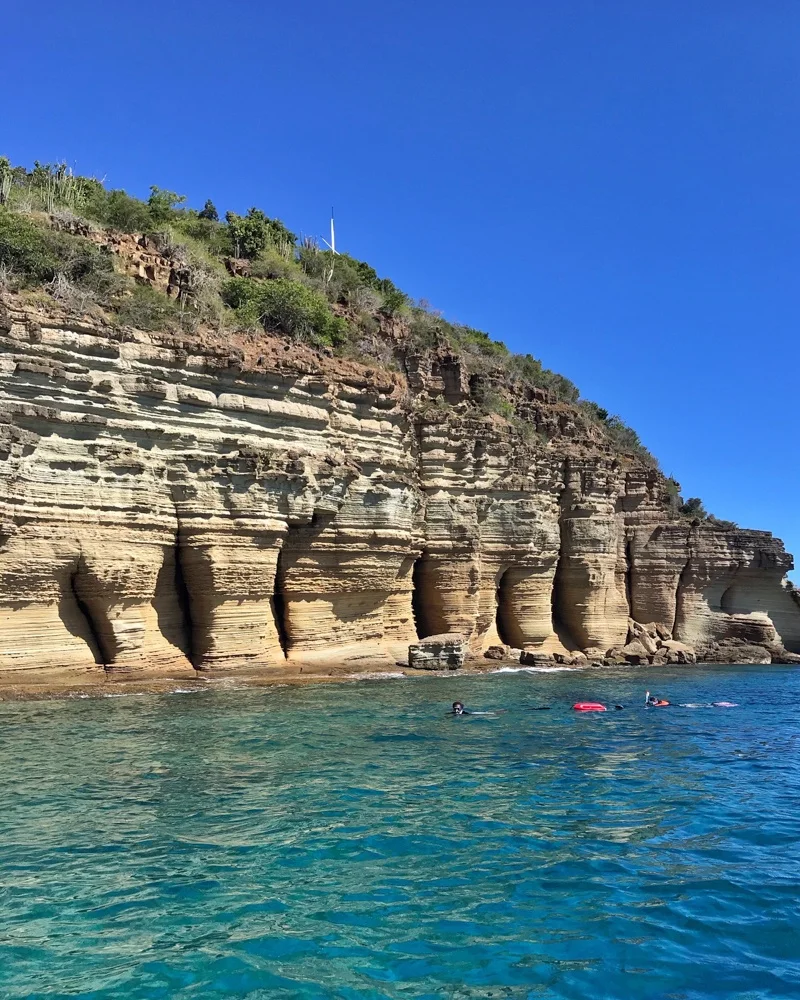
[298,244,407,315]
[680,496,708,519]
[603,415,658,466]
[379,285,410,316]
[248,247,304,281]
[452,325,510,363]
[226,208,296,259]
[581,400,610,423]
[222,276,347,347]
[507,354,580,402]
[147,186,187,224]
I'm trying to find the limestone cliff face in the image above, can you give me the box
[0,294,797,680]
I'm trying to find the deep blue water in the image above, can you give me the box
[1,665,799,1000]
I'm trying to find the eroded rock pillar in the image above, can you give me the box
[179,526,285,670]
[554,461,629,652]
[278,478,418,664]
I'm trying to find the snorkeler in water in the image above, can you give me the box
[645,690,670,707]
[447,701,507,717]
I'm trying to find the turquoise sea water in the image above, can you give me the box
[1,666,799,1000]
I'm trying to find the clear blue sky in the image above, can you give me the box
[4,1,798,577]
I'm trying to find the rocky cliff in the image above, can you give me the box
[1,291,798,683]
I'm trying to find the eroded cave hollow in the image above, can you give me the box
[272,545,289,657]
[59,562,106,666]
[152,539,194,664]
[70,556,118,666]
[495,568,523,648]
[411,554,441,639]
[550,556,580,652]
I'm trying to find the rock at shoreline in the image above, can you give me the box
[408,634,467,670]
[659,640,697,664]
[618,639,651,665]
[698,641,772,665]
[520,650,555,666]
[773,650,800,665]
[604,631,698,665]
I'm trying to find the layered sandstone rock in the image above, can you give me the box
[0,293,797,682]
[408,633,467,670]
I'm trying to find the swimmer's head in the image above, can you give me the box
[452,701,464,715]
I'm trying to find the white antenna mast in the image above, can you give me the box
[322,206,337,254]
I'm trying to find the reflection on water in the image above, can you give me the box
[1,666,799,999]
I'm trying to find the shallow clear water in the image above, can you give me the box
[1,666,799,1000]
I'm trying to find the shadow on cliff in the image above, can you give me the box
[57,560,108,666]
[411,553,444,639]
[153,541,194,663]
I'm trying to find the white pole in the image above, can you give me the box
[330,207,336,254]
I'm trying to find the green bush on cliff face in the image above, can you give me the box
[581,400,610,423]
[665,476,682,510]
[481,391,515,419]
[226,208,296,259]
[379,286,410,316]
[673,501,733,527]
[170,213,231,257]
[222,276,347,347]
[95,189,154,232]
[298,245,407,315]
[680,496,708,519]
[147,186,186,223]
[603,415,659,466]
[248,247,304,281]
[505,353,580,403]
[578,400,659,467]
[0,211,113,288]
[117,285,186,331]
[406,307,447,349]
[707,515,738,529]
[449,325,511,370]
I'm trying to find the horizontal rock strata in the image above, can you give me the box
[0,294,798,681]
[408,633,467,670]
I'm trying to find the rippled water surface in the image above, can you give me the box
[1,666,799,999]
